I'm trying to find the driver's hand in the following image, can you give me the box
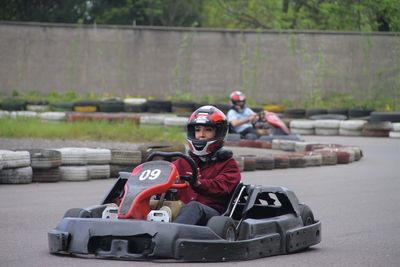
[183,169,201,187]
[249,113,259,123]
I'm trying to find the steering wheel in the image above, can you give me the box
[145,151,198,188]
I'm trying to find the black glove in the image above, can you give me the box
[180,175,196,186]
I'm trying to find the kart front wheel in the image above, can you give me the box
[298,204,315,226]
[207,216,236,241]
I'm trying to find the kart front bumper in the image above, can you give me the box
[48,218,321,261]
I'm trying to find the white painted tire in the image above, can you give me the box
[340,120,367,130]
[163,116,188,126]
[391,123,400,131]
[87,165,110,179]
[272,140,296,151]
[290,120,315,129]
[40,112,66,121]
[26,104,50,112]
[314,120,341,129]
[0,150,31,168]
[0,166,32,184]
[55,148,88,165]
[303,152,323,167]
[315,128,339,136]
[59,166,89,181]
[140,115,175,125]
[389,131,400,138]
[85,148,111,164]
[123,98,147,105]
[0,110,10,118]
[290,127,315,135]
[10,111,38,118]
[110,150,142,165]
[339,128,363,136]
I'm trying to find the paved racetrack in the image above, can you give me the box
[0,136,399,267]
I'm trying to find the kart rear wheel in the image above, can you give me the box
[207,216,236,241]
[298,204,315,226]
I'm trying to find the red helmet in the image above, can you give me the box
[230,91,246,106]
[187,105,228,157]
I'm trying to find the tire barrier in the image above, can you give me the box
[30,149,62,169]
[0,166,33,184]
[305,108,327,118]
[0,150,32,184]
[66,112,140,123]
[283,108,306,119]
[32,168,61,183]
[87,165,110,180]
[389,123,400,138]
[314,120,341,136]
[97,99,125,113]
[290,120,315,135]
[241,155,257,171]
[73,101,98,113]
[50,102,74,112]
[369,111,400,122]
[0,98,27,111]
[146,100,172,113]
[123,98,147,113]
[288,153,307,168]
[110,149,142,178]
[171,101,196,116]
[10,111,38,119]
[39,112,66,122]
[59,166,90,181]
[263,104,284,113]
[255,155,275,170]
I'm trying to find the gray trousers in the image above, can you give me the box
[173,201,220,226]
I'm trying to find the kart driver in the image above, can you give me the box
[172,105,241,225]
[227,91,259,139]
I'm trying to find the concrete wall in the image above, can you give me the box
[0,21,399,104]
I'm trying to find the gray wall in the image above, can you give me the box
[0,21,399,104]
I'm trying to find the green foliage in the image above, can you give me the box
[1,1,399,31]
[0,117,185,143]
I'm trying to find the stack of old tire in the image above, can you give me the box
[29,149,62,182]
[363,111,400,138]
[109,149,142,178]
[86,148,112,180]
[227,138,363,172]
[0,150,32,184]
[55,148,90,181]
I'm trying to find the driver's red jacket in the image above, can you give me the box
[172,156,241,214]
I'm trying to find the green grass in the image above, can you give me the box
[0,117,186,143]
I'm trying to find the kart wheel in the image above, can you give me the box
[207,216,236,241]
[298,204,315,226]
[63,208,91,218]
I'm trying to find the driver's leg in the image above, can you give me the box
[173,201,220,225]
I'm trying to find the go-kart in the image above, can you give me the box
[48,151,321,262]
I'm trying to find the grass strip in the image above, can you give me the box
[0,117,185,143]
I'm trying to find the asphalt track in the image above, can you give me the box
[0,136,399,267]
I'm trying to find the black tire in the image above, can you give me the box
[63,208,92,218]
[207,216,236,241]
[97,99,124,113]
[369,112,400,123]
[305,108,327,118]
[284,108,306,119]
[146,100,172,113]
[298,204,315,226]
